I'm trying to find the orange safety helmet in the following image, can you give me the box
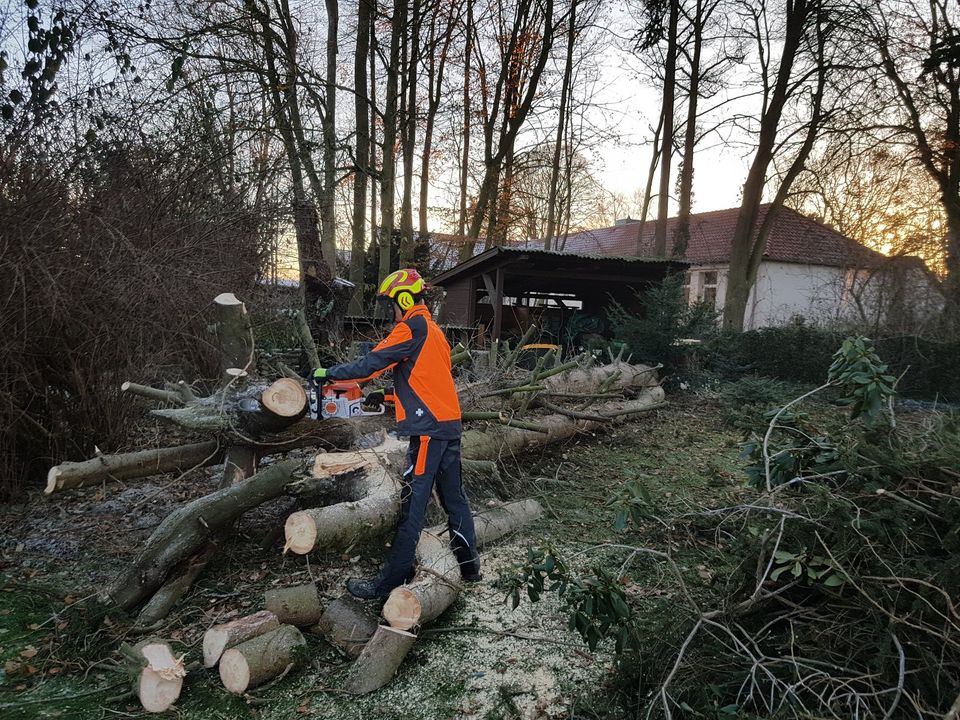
[377,268,426,311]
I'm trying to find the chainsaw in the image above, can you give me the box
[308,379,392,420]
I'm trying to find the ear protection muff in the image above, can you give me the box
[396,291,415,311]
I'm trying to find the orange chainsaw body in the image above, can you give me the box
[319,381,386,419]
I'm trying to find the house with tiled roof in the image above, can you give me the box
[554,204,940,331]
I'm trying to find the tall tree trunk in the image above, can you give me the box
[369,13,378,266]
[654,0,679,257]
[419,4,456,243]
[320,0,339,276]
[545,0,577,250]
[723,0,810,331]
[350,0,372,314]
[379,0,405,278]
[674,0,704,260]
[457,0,474,257]
[399,0,420,264]
[636,112,664,255]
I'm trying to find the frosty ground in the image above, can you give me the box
[0,390,748,719]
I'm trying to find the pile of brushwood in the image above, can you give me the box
[505,336,960,718]
[43,292,667,711]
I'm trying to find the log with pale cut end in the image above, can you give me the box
[264,583,323,627]
[45,441,222,495]
[214,293,254,376]
[218,624,306,694]
[383,499,543,631]
[261,377,307,418]
[203,610,280,668]
[120,640,186,713]
[314,594,378,657]
[284,439,407,555]
[342,625,417,695]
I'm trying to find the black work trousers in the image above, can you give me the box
[375,436,480,594]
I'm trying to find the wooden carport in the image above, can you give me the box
[431,247,688,343]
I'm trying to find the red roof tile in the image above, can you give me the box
[555,204,890,267]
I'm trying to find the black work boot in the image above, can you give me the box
[346,577,390,600]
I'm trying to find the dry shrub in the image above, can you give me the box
[0,144,269,497]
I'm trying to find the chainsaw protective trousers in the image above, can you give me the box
[375,436,480,594]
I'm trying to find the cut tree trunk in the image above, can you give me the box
[45,441,222,495]
[104,459,300,612]
[203,610,280,668]
[120,640,186,713]
[382,499,542,631]
[284,438,407,555]
[264,584,323,627]
[342,625,416,695]
[151,378,308,438]
[219,624,306,694]
[214,293,254,378]
[313,594,378,657]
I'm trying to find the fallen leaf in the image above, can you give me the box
[25,665,38,674]
[48,666,62,675]
[56,621,69,631]
[27,623,41,630]
[295,703,312,714]
[4,660,21,675]
[20,645,38,658]
[62,595,77,606]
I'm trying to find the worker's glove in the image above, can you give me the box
[312,367,328,380]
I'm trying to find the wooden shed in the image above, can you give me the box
[431,246,688,344]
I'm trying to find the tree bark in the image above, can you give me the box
[264,583,323,627]
[349,0,372,314]
[203,610,280,668]
[342,625,416,694]
[320,0,339,271]
[104,460,300,612]
[314,594,378,657]
[218,625,306,694]
[654,0,679,257]
[45,441,222,495]
[723,0,811,331]
[379,0,405,277]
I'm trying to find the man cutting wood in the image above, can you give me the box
[312,268,482,600]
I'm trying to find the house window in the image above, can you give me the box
[701,271,718,306]
[682,272,692,304]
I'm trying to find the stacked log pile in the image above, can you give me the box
[46,292,665,708]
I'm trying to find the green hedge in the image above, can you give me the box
[699,326,960,403]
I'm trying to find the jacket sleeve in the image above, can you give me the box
[326,321,419,383]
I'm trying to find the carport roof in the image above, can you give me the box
[430,246,688,288]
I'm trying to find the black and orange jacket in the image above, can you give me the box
[325,305,462,439]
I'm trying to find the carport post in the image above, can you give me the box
[493,267,504,341]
